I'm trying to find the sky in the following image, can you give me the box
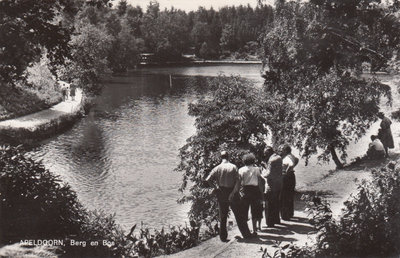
[124,0,275,12]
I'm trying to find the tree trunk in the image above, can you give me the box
[329,145,344,169]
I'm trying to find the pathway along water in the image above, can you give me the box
[26,65,399,230]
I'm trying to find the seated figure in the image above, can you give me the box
[367,135,386,160]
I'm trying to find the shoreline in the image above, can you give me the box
[191,60,262,64]
[137,59,262,67]
[0,88,85,144]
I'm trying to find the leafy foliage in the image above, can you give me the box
[176,75,275,222]
[0,0,75,83]
[24,53,62,104]
[141,4,190,61]
[0,56,62,122]
[261,0,397,167]
[191,5,274,59]
[0,145,133,257]
[260,241,314,258]
[65,210,133,257]
[127,222,203,257]
[0,145,84,242]
[55,2,145,93]
[107,17,144,73]
[56,21,113,94]
[297,161,400,257]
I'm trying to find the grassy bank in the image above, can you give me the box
[0,88,85,144]
[0,82,62,122]
[0,55,65,122]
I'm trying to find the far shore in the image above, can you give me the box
[137,59,262,67]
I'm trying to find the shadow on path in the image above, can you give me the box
[237,235,297,245]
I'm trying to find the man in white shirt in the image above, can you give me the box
[206,151,251,241]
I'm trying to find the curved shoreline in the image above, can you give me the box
[0,88,84,143]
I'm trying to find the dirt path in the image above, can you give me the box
[0,88,83,131]
[166,166,373,258]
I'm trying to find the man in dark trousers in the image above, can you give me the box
[261,146,283,227]
[206,151,252,241]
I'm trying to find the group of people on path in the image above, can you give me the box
[206,144,299,241]
[205,112,395,241]
[58,80,76,101]
[366,112,394,160]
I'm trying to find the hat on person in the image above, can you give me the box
[220,151,228,159]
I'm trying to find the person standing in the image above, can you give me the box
[205,151,251,241]
[57,80,69,101]
[261,146,283,227]
[377,112,394,157]
[70,84,76,101]
[254,174,265,231]
[238,153,263,235]
[279,144,299,220]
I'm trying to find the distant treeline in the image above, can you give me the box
[0,0,273,90]
[81,0,274,71]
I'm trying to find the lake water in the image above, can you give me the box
[26,64,399,230]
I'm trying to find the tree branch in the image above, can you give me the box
[325,27,387,61]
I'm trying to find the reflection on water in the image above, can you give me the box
[26,65,399,230]
[28,73,212,229]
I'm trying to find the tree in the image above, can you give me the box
[117,0,128,16]
[0,0,74,83]
[191,22,212,56]
[125,5,143,37]
[56,21,113,93]
[140,1,160,52]
[199,42,211,59]
[220,24,236,52]
[176,75,276,223]
[141,6,190,61]
[261,0,398,168]
[108,18,144,73]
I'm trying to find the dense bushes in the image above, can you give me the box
[0,81,60,122]
[310,161,400,257]
[265,160,400,257]
[0,145,132,257]
[0,145,83,242]
[127,222,206,257]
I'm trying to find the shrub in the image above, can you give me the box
[63,210,133,257]
[127,221,201,257]
[24,54,62,105]
[0,82,56,122]
[291,161,400,257]
[0,145,84,242]
[0,145,133,257]
[260,242,314,258]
